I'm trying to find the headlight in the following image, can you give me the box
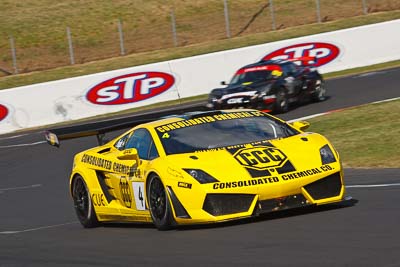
[320,144,336,165]
[183,169,219,184]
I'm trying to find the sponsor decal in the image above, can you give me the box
[178,181,192,189]
[81,154,137,176]
[263,42,340,67]
[92,193,107,206]
[213,165,335,190]
[120,177,132,208]
[227,98,243,104]
[281,165,334,180]
[81,154,112,170]
[221,91,258,101]
[213,176,280,190]
[234,146,287,170]
[0,104,9,122]
[167,167,185,179]
[86,72,175,105]
[156,111,265,133]
[236,65,281,74]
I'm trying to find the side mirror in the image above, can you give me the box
[117,148,139,163]
[290,121,310,131]
[221,81,226,85]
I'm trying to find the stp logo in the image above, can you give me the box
[87,72,175,105]
[234,146,287,170]
[0,104,9,122]
[263,42,340,67]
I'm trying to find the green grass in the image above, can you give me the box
[308,99,400,168]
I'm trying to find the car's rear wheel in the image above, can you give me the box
[311,79,326,102]
[147,174,174,230]
[274,87,289,113]
[72,175,100,228]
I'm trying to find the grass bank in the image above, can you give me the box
[308,99,400,168]
[1,9,400,89]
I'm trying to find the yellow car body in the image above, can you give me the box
[58,109,345,230]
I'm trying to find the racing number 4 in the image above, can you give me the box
[132,182,146,211]
[138,187,144,206]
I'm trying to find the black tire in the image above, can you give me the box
[147,174,174,230]
[311,78,326,102]
[274,87,289,114]
[72,175,100,228]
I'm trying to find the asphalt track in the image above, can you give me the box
[0,68,399,267]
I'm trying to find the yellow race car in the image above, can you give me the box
[46,109,346,230]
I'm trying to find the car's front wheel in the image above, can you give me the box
[311,79,326,102]
[72,175,100,228]
[274,87,289,113]
[147,174,174,230]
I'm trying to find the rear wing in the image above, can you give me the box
[45,103,208,147]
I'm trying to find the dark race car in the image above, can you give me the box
[206,58,326,113]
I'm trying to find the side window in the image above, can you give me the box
[281,64,290,76]
[289,63,297,73]
[281,63,296,76]
[125,128,159,160]
[114,132,132,150]
[148,142,159,160]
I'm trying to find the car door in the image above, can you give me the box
[111,128,159,215]
[281,62,303,96]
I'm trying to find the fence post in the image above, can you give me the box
[66,27,75,65]
[117,19,125,56]
[316,0,321,23]
[269,0,276,31]
[223,0,231,38]
[9,36,18,74]
[170,9,178,47]
[362,0,368,15]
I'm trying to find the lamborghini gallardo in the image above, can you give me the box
[46,109,346,230]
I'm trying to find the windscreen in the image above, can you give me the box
[229,70,272,86]
[155,111,298,155]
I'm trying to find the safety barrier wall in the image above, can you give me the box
[1,19,399,134]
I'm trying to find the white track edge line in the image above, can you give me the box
[0,140,46,148]
[346,183,400,188]
[0,221,79,235]
[0,184,42,192]
[288,97,400,123]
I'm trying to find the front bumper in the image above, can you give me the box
[207,95,277,111]
[171,168,346,225]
